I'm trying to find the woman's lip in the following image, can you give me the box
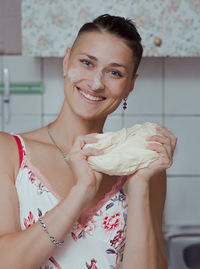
[76,87,106,104]
[76,86,106,99]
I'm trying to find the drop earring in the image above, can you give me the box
[123,98,127,110]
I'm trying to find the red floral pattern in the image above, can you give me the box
[110,230,124,249]
[71,219,97,241]
[28,169,36,183]
[24,165,49,195]
[86,258,98,269]
[103,213,120,231]
[24,211,35,228]
[107,228,127,268]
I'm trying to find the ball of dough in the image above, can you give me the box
[84,122,160,176]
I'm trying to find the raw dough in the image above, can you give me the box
[84,122,160,176]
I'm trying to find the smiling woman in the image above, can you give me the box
[0,14,176,269]
[63,30,137,120]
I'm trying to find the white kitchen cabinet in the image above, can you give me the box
[22,0,200,57]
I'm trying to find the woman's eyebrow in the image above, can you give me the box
[78,53,128,71]
[79,53,98,61]
[109,62,128,72]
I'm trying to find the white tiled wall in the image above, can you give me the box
[0,56,43,132]
[165,117,200,175]
[43,58,64,115]
[164,177,200,226]
[0,56,200,230]
[165,58,200,115]
[127,57,163,115]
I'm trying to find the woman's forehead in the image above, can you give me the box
[71,31,133,66]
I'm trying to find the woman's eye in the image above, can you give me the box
[80,59,93,67]
[110,70,122,77]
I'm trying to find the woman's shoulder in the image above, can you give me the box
[18,125,48,144]
[0,126,48,183]
[0,131,20,182]
[0,131,18,153]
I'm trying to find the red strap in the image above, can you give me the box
[13,135,24,167]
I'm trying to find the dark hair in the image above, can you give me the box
[73,14,143,75]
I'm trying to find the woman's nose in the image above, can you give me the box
[91,71,104,90]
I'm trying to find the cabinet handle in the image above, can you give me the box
[154,37,162,47]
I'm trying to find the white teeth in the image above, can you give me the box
[79,89,104,101]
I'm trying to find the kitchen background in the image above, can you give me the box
[0,0,200,268]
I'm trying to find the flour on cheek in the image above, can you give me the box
[67,67,103,90]
[67,67,82,83]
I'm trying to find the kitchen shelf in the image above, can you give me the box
[0,82,44,94]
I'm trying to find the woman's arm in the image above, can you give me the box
[0,132,103,269]
[122,171,167,269]
[0,180,88,269]
[122,125,177,269]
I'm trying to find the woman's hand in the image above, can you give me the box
[128,125,177,183]
[66,133,104,202]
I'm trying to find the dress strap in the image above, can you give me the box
[13,135,27,167]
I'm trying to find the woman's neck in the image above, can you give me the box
[49,100,106,152]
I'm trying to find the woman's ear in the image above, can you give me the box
[124,74,139,99]
[63,47,71,77]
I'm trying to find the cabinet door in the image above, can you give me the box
[0,0,21,55]
[21,0,200,57]
[137,0,200,57]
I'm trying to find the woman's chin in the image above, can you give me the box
[74,108,105,121]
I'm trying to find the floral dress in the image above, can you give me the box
[14,134,129,269]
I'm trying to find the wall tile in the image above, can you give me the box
[43,58,64,114]
[103,115,123,132]
[165,117,200,175]
[164,177,200,225]
[111,101,123,116]
[126,58,163,115]
[2,56,41,81]
[8,95,42,115]
[4,115,42,133]
[0,56,3,81]
[165,58,200,115]
[43,115,58,126]
[0,115,2,131]
[0,96,2,115]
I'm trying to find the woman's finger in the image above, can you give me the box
[146,142,170,158]
[146,134,171,146]
[71,134,99,152]
[156,125,178,149]
[81,147,104,158]
[146,135,172,157]
[146,143,172,168]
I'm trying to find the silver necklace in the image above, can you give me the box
[47,123,68,165]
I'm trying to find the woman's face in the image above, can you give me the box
[63,31,137,120]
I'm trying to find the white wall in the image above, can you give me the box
[0,55,200,228]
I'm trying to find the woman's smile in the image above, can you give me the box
[76,86,106,104]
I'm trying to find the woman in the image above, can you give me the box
[0,14,177,268]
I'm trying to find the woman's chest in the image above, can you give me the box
[17,163,128,234]
[20,155,122,214]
